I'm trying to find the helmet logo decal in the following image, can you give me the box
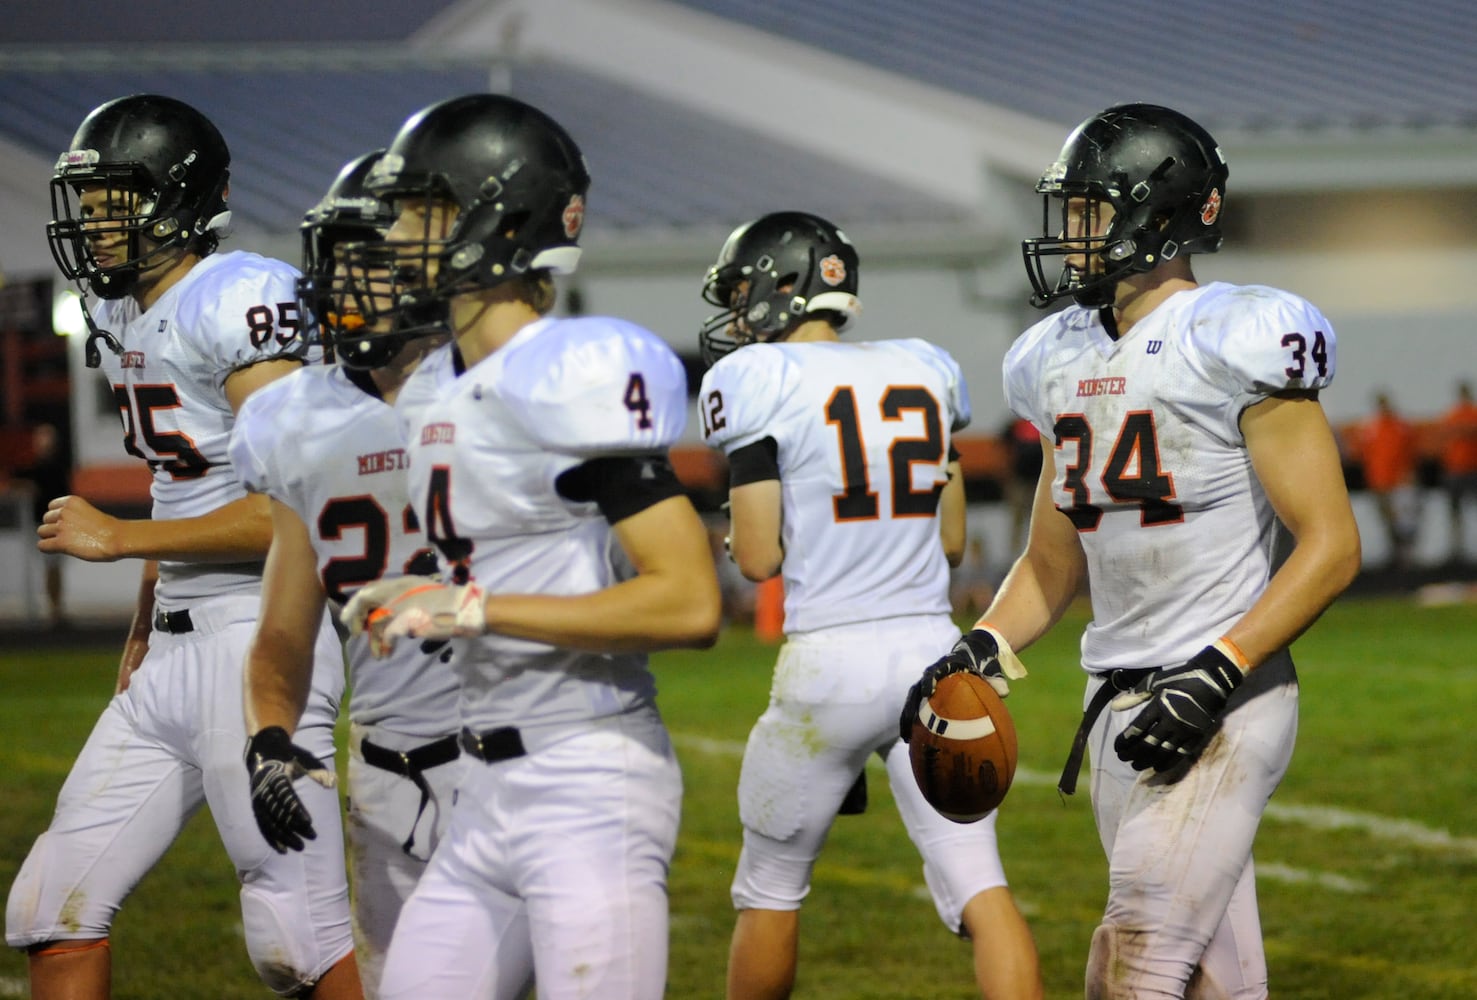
[818,254,847,287]
[562,194,585,238]
[1200,188,1222,225]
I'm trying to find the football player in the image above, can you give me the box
[697,212,1042,1000]
[336,94,722,1000]
[906,103,1361,997]
[229,150,463,997]
[5,95,361,997]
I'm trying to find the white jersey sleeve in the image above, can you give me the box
[699,345,800,453]
[175,252,308,383]
[1187,284,1337,438]
[503,316,689,455]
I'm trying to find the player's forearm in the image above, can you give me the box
[1223,522,1361,670]
[115,494,273,562]
[243,630,317,734]
[978,542,1082,653]
[482,571,723,652]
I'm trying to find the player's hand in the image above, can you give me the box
[38,495,124,562]
[899,626,1028,742]
[244,726,336,854]
[1110,644,1245,772]
[341,576,487,657]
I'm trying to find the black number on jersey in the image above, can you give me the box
[883,386,948,517]
[319,498,433,603]
[425,465,474,584]
[1281,330,1328,381]
[1053,410,1183,532]
[825,385,945,522]
[624,372,653,430]
[245,302,303,350]
[112,383,210,480]
[700,389,727,438]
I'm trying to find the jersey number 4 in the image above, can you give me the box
[827,385,945,522]
[1054,410,1183,531]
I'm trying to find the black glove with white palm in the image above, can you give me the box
[1110,642,1247,772]
[244,726,337,854]
[898,625,1028,743]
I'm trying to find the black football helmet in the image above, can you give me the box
[1022,103,1228,309]
[298,151,401,367]
[48,94,231,301]
[699,211,861,367]
[337,93,590,351]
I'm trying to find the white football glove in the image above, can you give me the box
[340,576,487,658]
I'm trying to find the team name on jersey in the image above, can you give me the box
[121,350,147,369]
[1077,376,1127,397]
[356,449,409,475]
[420,422,455,445]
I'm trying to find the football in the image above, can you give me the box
[908,670,1018,823]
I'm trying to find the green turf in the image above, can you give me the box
[2,595,1474,998]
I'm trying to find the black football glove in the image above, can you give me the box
[244,726,336,854]
[898,627,1028,743]
[1110,644,1246,772]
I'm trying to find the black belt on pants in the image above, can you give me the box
[359,734,461,859]
[153,608,194,634]
[1057,667,1154,796]
[458,725,528,763]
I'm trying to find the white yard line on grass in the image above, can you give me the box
[0,976,26,997]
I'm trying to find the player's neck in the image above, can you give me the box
[1111,267,1197,337]
[131,251,201,311]
[782,320,840,344]
[453,294,543,367]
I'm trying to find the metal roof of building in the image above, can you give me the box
[668,0,1477,136]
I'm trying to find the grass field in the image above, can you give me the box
[2,594,1475,998]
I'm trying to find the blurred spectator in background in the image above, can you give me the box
[1000,415,1042,558]
[949,533,995,618]
[1360,392,1419,570]
[16,423,70,626]
[1438,380,1477,564]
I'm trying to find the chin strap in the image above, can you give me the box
[80,297,123,369]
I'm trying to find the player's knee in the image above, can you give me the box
[1086,923,1139,1000]
[240,884,321,996]
[729,846,809,912]
[5,834,114,946]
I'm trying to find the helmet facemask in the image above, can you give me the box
[299,152,400,367]
[48,160,226,301]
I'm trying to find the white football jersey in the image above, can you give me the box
[1003,282,1337,673]
[394,339,462,440]
[404,315,688,732]
[89,250,307,604]
[699,339,970,634]
[230,365,460,737]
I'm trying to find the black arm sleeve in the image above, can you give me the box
[554,454,687,525]
[727,436,780,487]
